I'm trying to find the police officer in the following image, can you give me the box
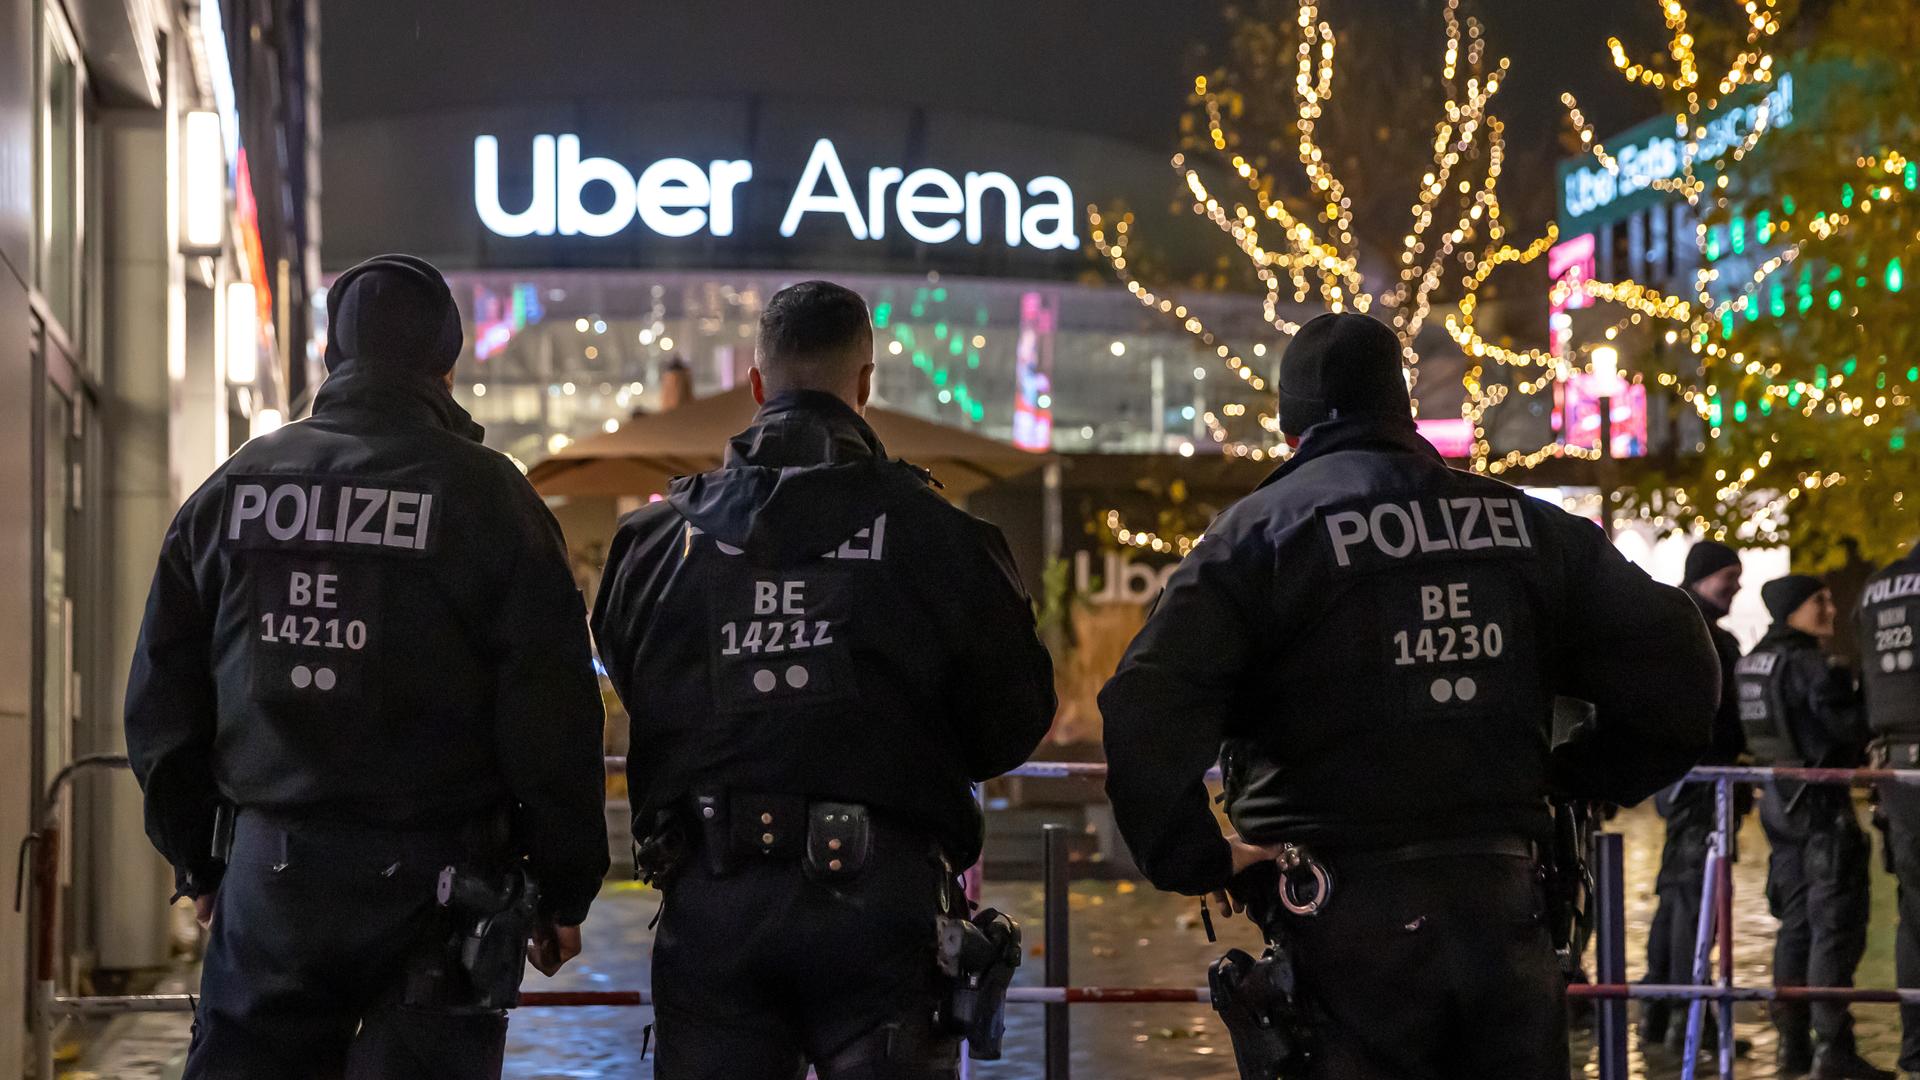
[1859,540,1920,1079]
[125,255,610,1079]
[1100,311,1720,1079]
[1643,539,1751,1050]
[1740,575,1889,1079]
[591,280,1056,1079]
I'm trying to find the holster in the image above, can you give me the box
[1208,944,1315,1080]
[404,865,539,1013]
[634,808,691,888]
[933,907,1022,1060]
[1543,800,1594,977]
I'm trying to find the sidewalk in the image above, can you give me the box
[58,967,194,1080]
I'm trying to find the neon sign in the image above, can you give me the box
[1560,74,1794,224]
[475,135,1080,251]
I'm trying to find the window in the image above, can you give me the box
[35,5,84,339]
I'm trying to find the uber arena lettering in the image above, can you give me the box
[475,135,1079,250]
[1324,496,1533,568]
[225,479,437,553]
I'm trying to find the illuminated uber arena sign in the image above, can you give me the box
[474,135,1081,250]
[1560,74,1795,224]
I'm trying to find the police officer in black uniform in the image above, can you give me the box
[1642,540,1751,1050]
[1100,312,1720,1079]
[1739,575,1889,1079]
[125,255,610,1079]
[1859,541,1920,1079]
[592,280,1056,1079]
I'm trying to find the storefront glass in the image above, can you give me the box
[438,268,1288,468]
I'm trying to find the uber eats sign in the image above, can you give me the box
[474,134,1081,251]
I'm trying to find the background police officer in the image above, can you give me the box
[126,255,610,1079]
[1100,311,1720,1079]
[591,280,1056,1079]
[1859,539,1920,1079]
[1741,575,1889,1079]
[1642,539,1752,1050]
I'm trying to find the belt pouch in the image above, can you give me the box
[804,801,873,882]
[730,792,808,862]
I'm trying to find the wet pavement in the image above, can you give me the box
[65,801,1909,1079]
[504,801,1907,1079]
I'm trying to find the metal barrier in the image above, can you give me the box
[24,757,1920,1080]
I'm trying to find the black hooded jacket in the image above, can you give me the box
[124,361,610,924]
[591,391,1056,868]
[1734,624,1864,807]
[1100,415,1720,895]
[1859,548,1920,738]
[1684,587,1751,764]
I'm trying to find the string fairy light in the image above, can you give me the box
[1090,0,1554,462]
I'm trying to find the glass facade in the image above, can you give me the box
[35,8,81,340]
[434,268,1291,469]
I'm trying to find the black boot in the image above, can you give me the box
[1639,999,1671,1045]
[1809,1047,1896,1080]
[1664,1010,1753,1057]
[1778,1033,1815,1074]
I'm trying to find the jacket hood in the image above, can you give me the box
[667,390,933,565]
[1254,411,1440,492]
[312,358,485,443]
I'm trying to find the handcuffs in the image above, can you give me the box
[1273,842,1334,917]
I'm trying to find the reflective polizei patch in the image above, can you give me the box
[708,567,855,713]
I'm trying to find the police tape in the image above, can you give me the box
[49,987,1223,1014]
[612,757,1920,785]
[57,983,1920,1017]
[603,758,1920,784]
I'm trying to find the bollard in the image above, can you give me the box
[1043,823,1070,1080]
[1681,845,1724,1080]
[1715,776,1736,1080]
[1593,832,1629,1080]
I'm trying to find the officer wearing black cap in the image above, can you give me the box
[1642,539,1753,1050]
[1101,311,1720,1078]
[1856,541,1920,1078]
[1737,575,1888,1078]
[591,280,1055,1078]
[125,255,609,1079]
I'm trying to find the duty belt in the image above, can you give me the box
[1269,834,1536,918]
[1328,833,1536,871]
[1873,737,1920,768]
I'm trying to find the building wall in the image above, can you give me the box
[0,0,39,1068]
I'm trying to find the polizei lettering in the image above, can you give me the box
[1865,573,1920,606]
[1324,496,1534,568]
[223,476,438,554]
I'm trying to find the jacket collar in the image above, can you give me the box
[1685,585,1731,624]
[1758,624,1819,651]
[312,359,484,443]
[1254,412,1440,491]
[723,389,887,469]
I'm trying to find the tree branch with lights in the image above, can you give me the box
[1088,0,1567,475]
[1547,0,1916,563]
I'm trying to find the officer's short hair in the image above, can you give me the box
[756,281,873,385]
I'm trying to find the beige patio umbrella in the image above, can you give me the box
[527,386,1044,500]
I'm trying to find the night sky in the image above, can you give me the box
[323,0,1669,230]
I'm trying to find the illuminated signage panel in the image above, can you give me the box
[475,135,1080,251]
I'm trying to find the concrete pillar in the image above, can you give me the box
[1,0,44,1069]
[174,271,226,501]
[90,105,175,971]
